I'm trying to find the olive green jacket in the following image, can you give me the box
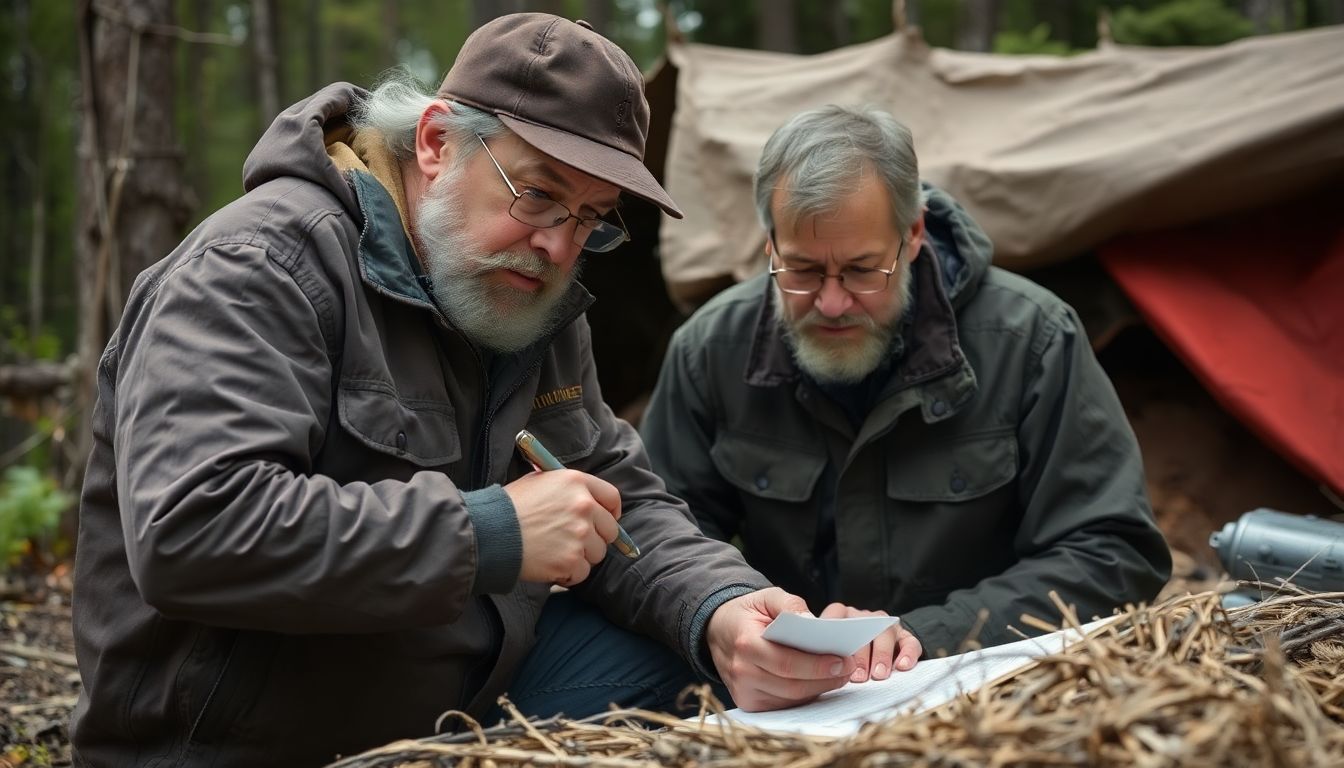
[642,187,1170,656]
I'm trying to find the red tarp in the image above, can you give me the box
[1100,193,1344,497]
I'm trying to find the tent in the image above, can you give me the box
[642,25,1344,500]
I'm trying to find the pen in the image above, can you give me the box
[515,429,641,559]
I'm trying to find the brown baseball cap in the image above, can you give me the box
[438,13,683,219]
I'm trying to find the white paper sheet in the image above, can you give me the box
[760,612,900,656]
[699,619,1112,737]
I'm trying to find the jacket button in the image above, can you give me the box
[931,399,947,416]
[395,431,407,451]
[949,474,967,493]
[755,474,769,491]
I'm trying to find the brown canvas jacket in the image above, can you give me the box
[70,83,768,767]
[642,186,1171,657]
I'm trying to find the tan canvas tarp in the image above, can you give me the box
[659,26,1344,286]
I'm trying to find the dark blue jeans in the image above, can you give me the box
[490,591,715,722]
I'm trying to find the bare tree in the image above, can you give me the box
[185,0,213,206]
[307,0,324,91]
[956,0,1001,52]
[74,0,193,479]
[756,0,798,52]
[1243,0,1290,32]
[831,2,852,47]
[13,0,45,344]
[383,0,400,68]
[251,0,280,133]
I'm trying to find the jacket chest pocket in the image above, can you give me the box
[337,380,462,468]
[522,402,601,468]
[710,430,826,579]
[884,431,1019,593]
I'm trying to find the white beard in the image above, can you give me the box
[774,264,913,384]
[412,166,578,353]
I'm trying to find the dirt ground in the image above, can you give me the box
[1,568,76,767]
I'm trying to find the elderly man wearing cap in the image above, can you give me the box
[68,14,905,768]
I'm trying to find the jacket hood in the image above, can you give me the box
[920,182,993,310]
[242,82,366,216]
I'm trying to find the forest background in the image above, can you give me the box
[2,0,1343,574]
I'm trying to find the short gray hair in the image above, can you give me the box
[754,104,920,237]
[349,68,508,162]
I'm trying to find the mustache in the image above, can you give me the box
[467,250,561,283]
[797,311,877,331]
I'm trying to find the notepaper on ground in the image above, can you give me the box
[701,619,1112,737]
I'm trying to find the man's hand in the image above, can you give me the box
[705,588,855,712]
[504,469,621,585]
[818,602,921,682]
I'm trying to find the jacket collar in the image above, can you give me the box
[743,246,976,424]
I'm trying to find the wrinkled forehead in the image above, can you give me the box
[770,172,896,243]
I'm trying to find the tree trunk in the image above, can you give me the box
[251,0,280,133]
[383,0,400,68]
[307,0,324,92]
[75,0,192,482]
[831,1,852,46]
[1243,0,1289,32]
[956,0,1000,51]
[755,0,798,52]
[185,0,213,207]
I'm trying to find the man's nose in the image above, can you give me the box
[530,222,582,270]
[813,275,853,317]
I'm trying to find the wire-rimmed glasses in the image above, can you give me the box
[475,133,631,254]
[768,232,906,295]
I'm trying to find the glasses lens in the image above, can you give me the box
[579,221,625,253]
[842,269,890,294]
[511,193,569,227]
[773,270,823,294]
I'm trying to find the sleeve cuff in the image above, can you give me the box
[687,584,760,682]
[461,485,523,595]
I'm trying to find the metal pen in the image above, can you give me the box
[515,429,641,559]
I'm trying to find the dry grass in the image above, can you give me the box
[326,584,1344,768]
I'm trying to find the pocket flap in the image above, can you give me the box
[886,432,1016,501]
[710,431,826,502]
[338,381,461,467]
[524,403,601,465]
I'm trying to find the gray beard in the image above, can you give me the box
[773,263,913,384]
[412,167,578,353]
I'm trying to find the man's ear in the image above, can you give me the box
[414,100,455,182]
[906,209,927,264]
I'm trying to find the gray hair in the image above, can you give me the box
[754,104,920,236]
[349,68,508,163]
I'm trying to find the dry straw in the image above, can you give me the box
[326,584,1344,767]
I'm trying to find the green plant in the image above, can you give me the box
[994,23,1073,55]
[0,465,71,571]
[1112,0,1254,47]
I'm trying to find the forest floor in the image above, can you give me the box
[0,550,1214,768]
[2,566,76,767]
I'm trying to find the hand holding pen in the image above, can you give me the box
[516,430,640,559]
[503,430,640,586]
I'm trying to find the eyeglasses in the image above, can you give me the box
[475,133,631,254]
[767,232,906,295]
